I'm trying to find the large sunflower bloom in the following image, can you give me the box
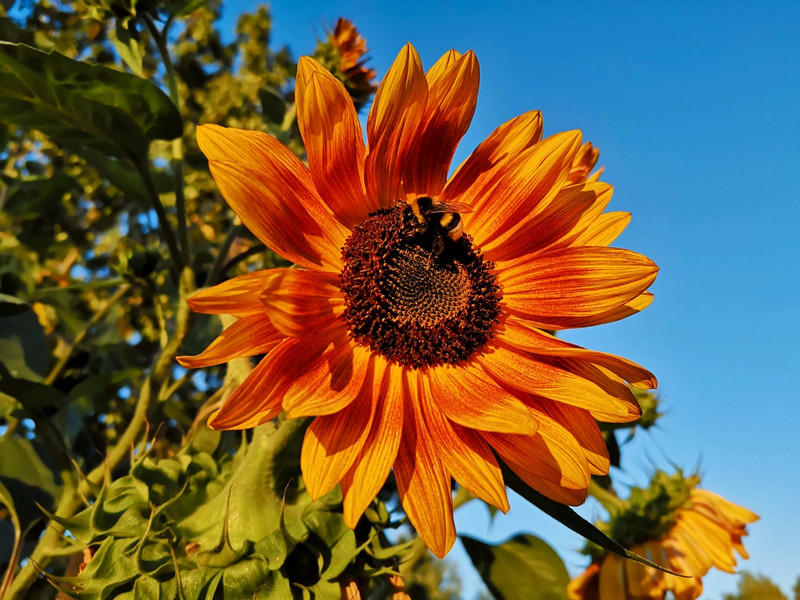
[179,44,658,558]
[568,488,758,600]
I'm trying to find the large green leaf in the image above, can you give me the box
[0,42,182,162]
[461,534,569,600]
[0,296,48,381]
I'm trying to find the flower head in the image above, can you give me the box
[313,17,377,109]
[568,472,758,600]
[179,44,659,557]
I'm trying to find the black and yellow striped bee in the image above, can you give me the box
[406,196,473,255]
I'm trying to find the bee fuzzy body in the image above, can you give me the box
[406,196,469,243]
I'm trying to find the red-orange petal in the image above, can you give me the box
[282,335,374,418]
[258,268,344,337]
[442,110,543,210]
[341,362,404,527]
[426,362,538,435]
[395,370,456,558]
[419,376,509,512]
[295,57,373,228]
[426,49,461,84]
[187,270,273,316]
[403,50,480,198]
[483,182,613,262]
[497,246,658,329]
[497,314,657,389]
[207,346,292,430]
[196,124,347,271]
[177,313,283,369]
[475,341,641,423]
[365,44,427,207]
[300,357,387,499]
[467,131,583,248]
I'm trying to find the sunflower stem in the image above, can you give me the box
[44,284,130,386]
[143,13,191,269]
[588,478,626,515]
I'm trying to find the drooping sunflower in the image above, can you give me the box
[178,44,658,557]
[568,475,758,600]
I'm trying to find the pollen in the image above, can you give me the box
[340,205,500,368]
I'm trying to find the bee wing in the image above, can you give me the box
[423,201,474,215]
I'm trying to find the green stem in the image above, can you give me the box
[588,478,626,515]
[144,13,191,269]
[5,269,194,599]
[44,284,130,386]
[135,158,183,274]
[207,224,241,286]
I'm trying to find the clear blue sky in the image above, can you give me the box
[221,2,800,597]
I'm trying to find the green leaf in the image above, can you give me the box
[0,297,48,380]
[0,480,21,567]
[500,464,688,577]
[258,86,286,124]
[0,42,182,162]
[0,436,60,527]
[461,534,569,600]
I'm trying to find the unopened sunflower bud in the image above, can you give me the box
[313,18,377,110]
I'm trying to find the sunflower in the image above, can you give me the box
[178,44,658,558]
[567,476,759,600]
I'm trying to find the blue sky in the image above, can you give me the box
[221,2,800,597]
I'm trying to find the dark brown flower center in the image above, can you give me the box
[340,203,500,368]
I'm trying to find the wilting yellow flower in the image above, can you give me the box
[568,479,758,600]
[179,44,658,557]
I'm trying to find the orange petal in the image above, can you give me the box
[259,268,344,337]
[426,49,462,85]
[532,397,610,475]
[476,341,641,423]
[419,376,509,512]
[341,362,404,527]
[484,411,590,506]
[403,51,480,198]
[690,489,759,525]
[207,346,292,430]
[282,335,374,418]
[677,512,736,573]
[467,130,583,248]
[187,270,273,316]
[300,357,387,499]
[365,44,427,207]
[598,555,627,600]
[427,361,538,434]
[570,211,632,247]
[177,313,283,369]
[196,124,347,271]
[483,182,613,262]
[442,110,543,209]
[497,314,657,388]
[567,563,601,600]
[497,247,658,329]
[395,370,456,558]
[295,57,373,228]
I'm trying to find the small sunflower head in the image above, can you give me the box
[592,470,699,557]
[570,471,758,600]
[313,17,377,110]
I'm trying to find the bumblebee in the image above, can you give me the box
[406,196,473,242]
